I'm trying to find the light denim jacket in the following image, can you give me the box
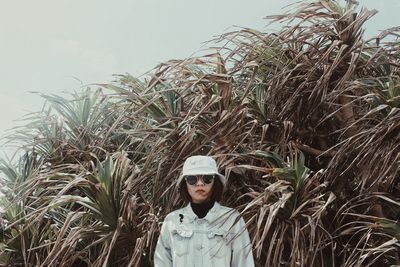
[154,202,255,267]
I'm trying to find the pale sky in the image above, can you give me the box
[0,0,399,159]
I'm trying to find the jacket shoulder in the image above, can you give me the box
[218,203,236,212]
[217,203,240,216]
[164,207,186,221]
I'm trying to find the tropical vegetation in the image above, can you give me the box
[1,0,399,266]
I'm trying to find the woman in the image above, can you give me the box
[154,155,254,267]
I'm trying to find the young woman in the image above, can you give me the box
[154,155,254,267]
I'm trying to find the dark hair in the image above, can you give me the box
[178,175,224,203]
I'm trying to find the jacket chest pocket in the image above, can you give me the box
[208,230,230,258]
[172,229,193,257]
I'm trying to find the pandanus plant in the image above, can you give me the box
[1,0,399,266]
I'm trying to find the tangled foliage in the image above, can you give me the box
[1,1,399,266]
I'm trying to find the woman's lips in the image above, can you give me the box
[195,189,205,193]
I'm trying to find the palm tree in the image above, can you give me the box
[1,0,399,266]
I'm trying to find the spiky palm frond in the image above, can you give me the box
[333,193,400,266]
[238,150,336,266]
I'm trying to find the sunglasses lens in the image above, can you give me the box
[203,175,215,184]
[185,175,215,185]
[185,175,197,185]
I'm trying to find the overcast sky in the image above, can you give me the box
[0,0,399,159]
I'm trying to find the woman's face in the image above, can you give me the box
[186,175,214,204]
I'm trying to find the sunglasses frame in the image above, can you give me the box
[184,175,215,185]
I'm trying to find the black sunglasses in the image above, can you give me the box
[184,175,215,185]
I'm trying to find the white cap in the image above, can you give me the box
[177,155,226,185]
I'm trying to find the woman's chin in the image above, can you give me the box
[192,196,209,203]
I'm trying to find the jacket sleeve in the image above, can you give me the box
[231,216,255,267]
[154,220,173,267]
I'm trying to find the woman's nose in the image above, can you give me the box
[195,177,205,186]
